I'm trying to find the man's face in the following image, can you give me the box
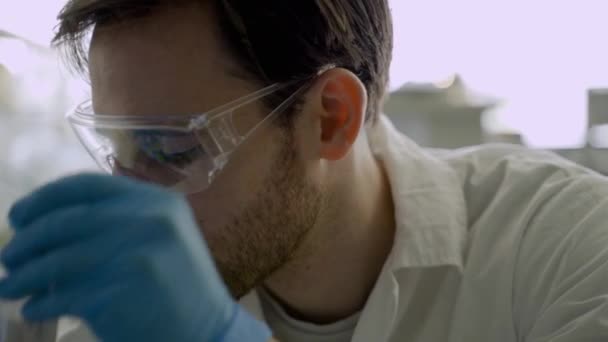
[88,4,324,297]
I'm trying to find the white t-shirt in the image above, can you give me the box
[257,288,359,342]
[59,115,608,341]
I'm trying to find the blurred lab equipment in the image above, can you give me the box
[553,89,608,176]
[383,74,500,149]
[0,225,57,342]
[0,31,94,215]
[587,89,608,148]
[0,30,92,342]
[383,75,608,177]
[0,298,57,342]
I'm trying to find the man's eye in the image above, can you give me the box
[157,146,207,168]
[135,132,208,168]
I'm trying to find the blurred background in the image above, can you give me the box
[2,0,608,215]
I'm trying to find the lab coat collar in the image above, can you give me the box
[347,115,468,342]
[367,115,468,272]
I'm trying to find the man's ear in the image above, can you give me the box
[308,68,368,161]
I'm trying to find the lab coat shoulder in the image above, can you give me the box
[512,169,608,341]
[437,144,608,341]
[433,143,594,231]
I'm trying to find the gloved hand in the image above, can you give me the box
[0,174,272,342]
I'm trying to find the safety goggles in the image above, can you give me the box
[67,81,307,194]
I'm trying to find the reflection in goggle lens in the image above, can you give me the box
[133,130,207,169]
[97,129,209,169]
[95,128,216,189]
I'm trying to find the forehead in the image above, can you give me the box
[88,3,252,116]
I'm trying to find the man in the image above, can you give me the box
[1,0,608,341]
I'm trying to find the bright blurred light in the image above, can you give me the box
[0,1,96,192]
[389,0,608,148]
[0,39,34,75]
[0,1,65,46]
[1,0,607,148]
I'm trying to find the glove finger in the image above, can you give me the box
[21,273,132,322]
[2,199,156,270]
[0,224,168,300]
[22,263,166,342]
[8,174,157,229]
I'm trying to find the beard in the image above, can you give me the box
[203,142,325,298]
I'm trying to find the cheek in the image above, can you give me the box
[186,129,282,231]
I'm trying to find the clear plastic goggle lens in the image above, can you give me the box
[67,80,309,194]
[71,124,219,193]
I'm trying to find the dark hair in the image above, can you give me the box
[53,0,393,123]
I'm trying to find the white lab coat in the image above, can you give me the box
[59,115,608,341]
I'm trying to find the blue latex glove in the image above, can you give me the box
[0,174,272,342]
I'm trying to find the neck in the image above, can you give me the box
[264,142,396,324]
